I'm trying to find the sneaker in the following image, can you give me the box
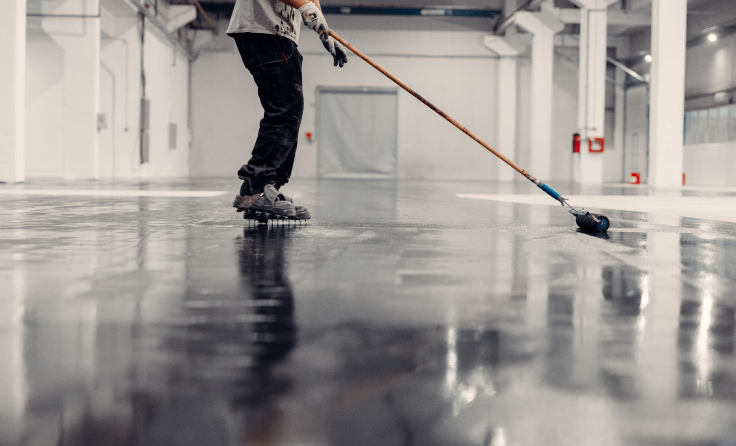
[234,184,296,217]
[276,193,311,220]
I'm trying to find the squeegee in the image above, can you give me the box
[330,30,610,232]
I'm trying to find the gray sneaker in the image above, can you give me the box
[276,193,311,220]
[234,185,296,219]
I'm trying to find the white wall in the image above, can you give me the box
[191,24,582,183]
[24,1,190,179]
[684,142,736,187]
[685,34,735,108]
[25,25,64,177]
[681,33,736,187]
[137,24,191,178]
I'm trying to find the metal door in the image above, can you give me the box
[316,87,398,179]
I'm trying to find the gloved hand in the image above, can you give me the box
[299,1,348,68]
[328,39,348,67]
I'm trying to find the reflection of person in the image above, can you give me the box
[236,224,298,444]
[237,224,296,364]
[228,0,348,220]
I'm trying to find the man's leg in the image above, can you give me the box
[235,35,304,196]
[273,139,297,190]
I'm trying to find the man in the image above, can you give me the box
[228,0,348,220]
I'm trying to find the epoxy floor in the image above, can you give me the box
[1,178,736,446]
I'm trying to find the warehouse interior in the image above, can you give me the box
[2,0,736,444]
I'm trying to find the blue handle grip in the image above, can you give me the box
[539,183,564,202]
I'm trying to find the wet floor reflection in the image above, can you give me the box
[9,225,301,445]
[145,224,298,444]
[678,291,736,401]
[4,179,736,445]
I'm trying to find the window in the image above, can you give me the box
[685,111,697,145]
[718,107,729,143]
[684,104,736,145]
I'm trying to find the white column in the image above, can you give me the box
[648,0,687,188]
[0,0,26,183]
[613,53,627,182]
[571,0,617,185]
[43,0,101,180]
[515,10,564,181]
[484,36,526,181]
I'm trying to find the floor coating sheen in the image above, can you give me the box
[1,178,735,446]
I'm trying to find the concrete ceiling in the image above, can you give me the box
[189,0,736,36]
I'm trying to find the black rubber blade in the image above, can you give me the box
[575,213,611,232]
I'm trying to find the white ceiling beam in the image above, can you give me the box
[555,8,651,26]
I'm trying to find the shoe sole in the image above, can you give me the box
[241,209,303,224]
[234,195,310,223]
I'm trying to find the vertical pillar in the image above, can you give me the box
[43,0,101,180]
[613,52,626,182]
[641,215,681,409]
[648,0,687,188]
[571,0,617,185]
[484,36,526,181]
[514,10,564,181]
[526,207,549,330]
[0,0,26,183]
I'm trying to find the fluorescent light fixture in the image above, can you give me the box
[708,33,717,42]
[645,54,652,63]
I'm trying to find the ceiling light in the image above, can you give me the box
[645,54,652,63]
[708,33,717,42]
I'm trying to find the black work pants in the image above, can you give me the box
[233,33,304,196]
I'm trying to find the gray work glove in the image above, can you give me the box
[299,1,348,68]
[329,39,348,67]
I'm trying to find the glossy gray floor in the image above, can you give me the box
[1,179,736,446]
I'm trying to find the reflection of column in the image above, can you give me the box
[514,9,564,181]
[526,207,549,330]
[484,36,526,182]
[0,0,26,183]
[571,263,602,386]
[570,0,618,185]
[42,0,101,180]
[648,0,687,187]
[600,265,646,398]
[493,225,514,298]
[0,266,26,437]
[678,276,736,399]
[641,216,681,407]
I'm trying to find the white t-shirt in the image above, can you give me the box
[226,0,301,43]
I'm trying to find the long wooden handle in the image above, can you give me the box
[329,30,539,184]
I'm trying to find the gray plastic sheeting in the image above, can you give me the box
[317,87,398,179]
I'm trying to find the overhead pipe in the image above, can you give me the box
[606,56,648,84]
